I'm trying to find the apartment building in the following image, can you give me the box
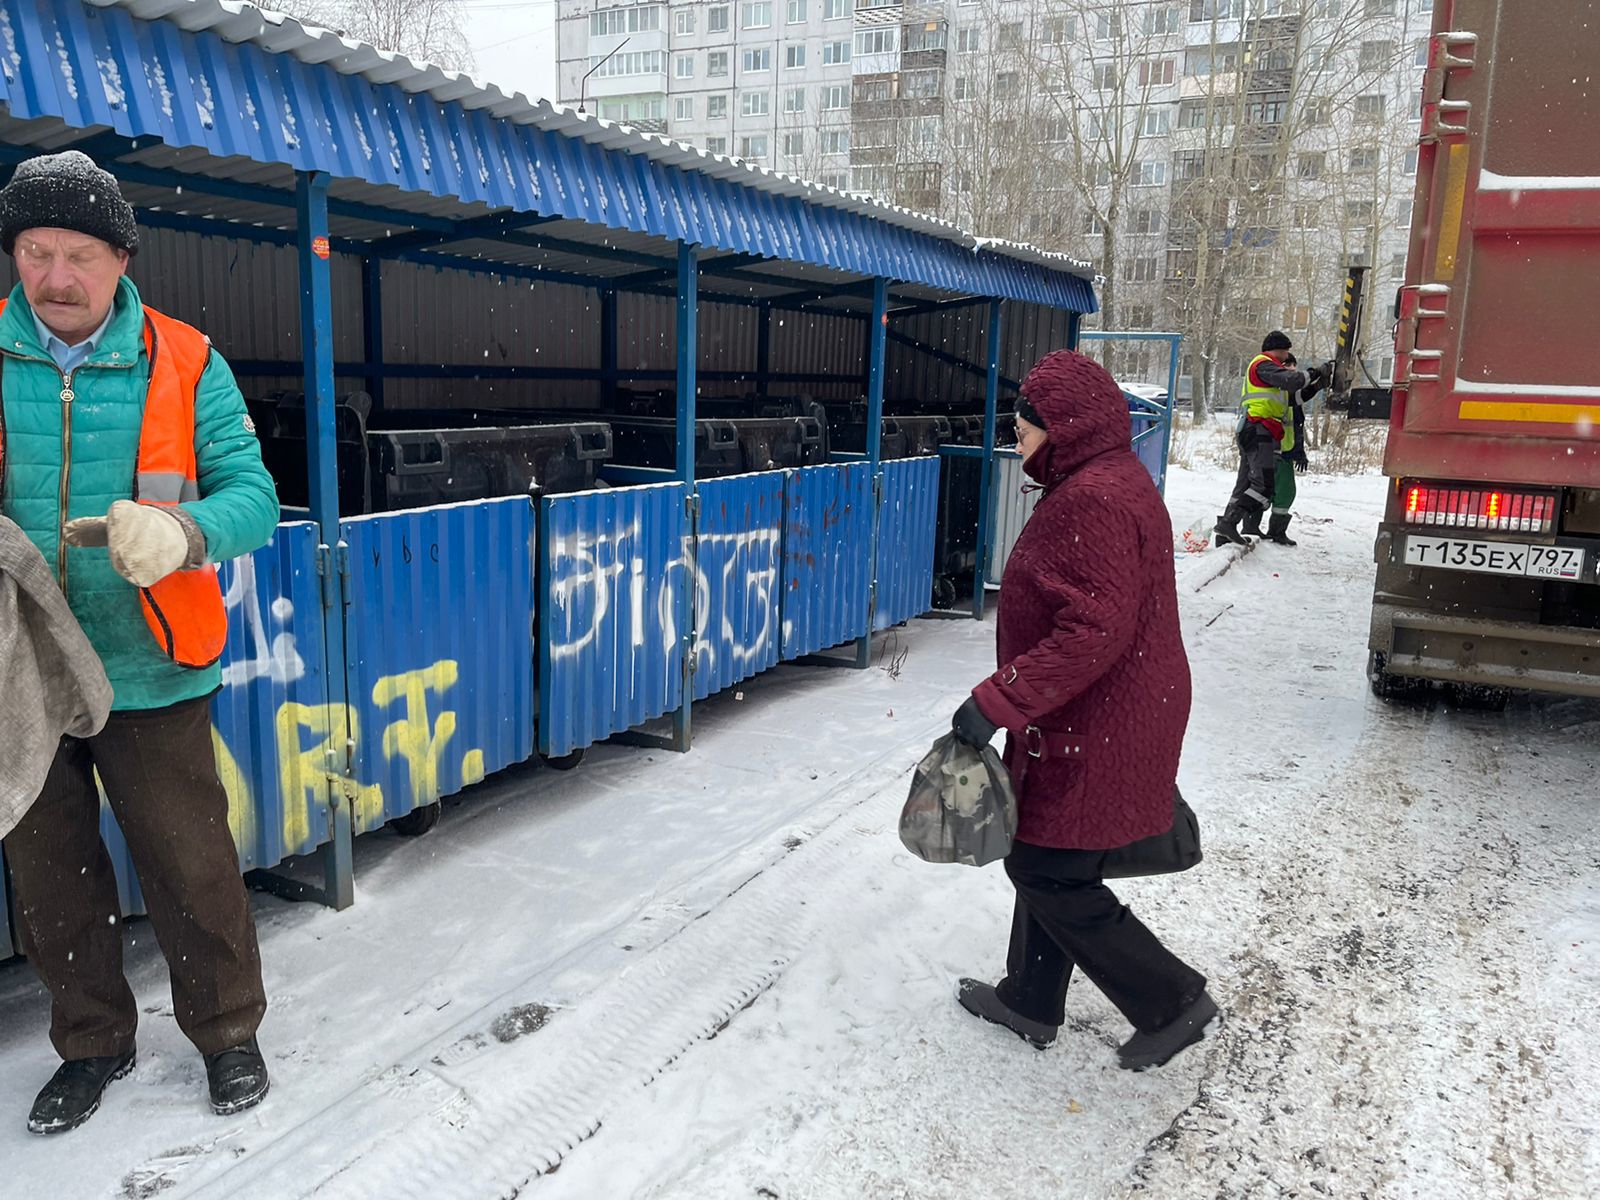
[557,1,1434,390]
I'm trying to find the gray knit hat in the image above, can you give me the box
[0,151,138,257]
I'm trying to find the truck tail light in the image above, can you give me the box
[1401,480,1557,535]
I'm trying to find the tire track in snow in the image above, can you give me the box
[187,715,948,1200]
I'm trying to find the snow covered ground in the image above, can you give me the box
[3,454,1597,1199]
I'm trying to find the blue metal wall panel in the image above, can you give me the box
[97,522,333,917]
[874,457,940,632]
[0,0,1097,315]
[780,463,873,660]
[540,483,688,757]
[694,473,785,701]
[341,499,537,830]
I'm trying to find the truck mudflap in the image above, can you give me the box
[1369,606,1600,698]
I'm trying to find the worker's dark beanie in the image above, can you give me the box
[0,151,138,257]
[1262,330,1292,353]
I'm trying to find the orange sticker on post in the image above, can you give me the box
[312,236,331,260]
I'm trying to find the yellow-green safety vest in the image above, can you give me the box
[1240,352,1296,452]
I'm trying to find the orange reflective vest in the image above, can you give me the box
[0,299,228,668]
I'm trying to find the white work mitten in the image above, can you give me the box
[64,500,193,588]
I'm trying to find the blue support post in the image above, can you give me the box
[295,171,355,911]
[361,256,384,411]
[856,277,889,669]
[1067,311,1083,351]
[1162,332,1181,495]
[973,299,1003,620]
[673,243,699,750]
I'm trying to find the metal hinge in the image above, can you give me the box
[1420,31,1477,143]
[1394,284,1451,385]
[322,738,359,809]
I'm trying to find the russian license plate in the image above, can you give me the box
[1403,535,1586,581]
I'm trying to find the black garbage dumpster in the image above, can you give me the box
[728,416,829,472]
[608,417,745,478]
[253,391,373,516]
[366,423,612,511]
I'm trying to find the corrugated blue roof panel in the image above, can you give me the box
[0,0,1097,314]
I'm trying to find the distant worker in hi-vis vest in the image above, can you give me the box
[0,151,279,1134]
[1215,331,1324,548]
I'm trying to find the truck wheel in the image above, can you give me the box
[389,802,442,837]
[1367,651,1417,703]
[540,749,585,771]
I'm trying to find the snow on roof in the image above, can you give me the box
[84,0,1096,282]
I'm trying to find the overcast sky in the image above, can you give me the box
[462,0,560,101]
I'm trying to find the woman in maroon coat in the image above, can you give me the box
[950,349,1216,1071]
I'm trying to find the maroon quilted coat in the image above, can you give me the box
[972,351,1191,850]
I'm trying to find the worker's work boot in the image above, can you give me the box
[1214,514,1253,547]
[27,1049,136,1135]
[1266,513,1298,546]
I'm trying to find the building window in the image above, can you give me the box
[904,70,941,98]
[740,134,770,159]
[1303,98,1333,126]
[1124,305,1155,329]
[1134,160,1166,186]
[741,90,771,116]
[707,136,728,154]
[1142,109,1171,136]
[676,10,696,35]
[822,83,849,108]
[856,77,891,102]
[1286,304,1311,330]
[1139,59,1175,87]
[823,39,851,64]
[1364,0,1395,15]
[1184,45,1240,76]
[824,0,851,17]
[590,50,666,79]
[1042,17,1074,44]
[1165,248,1194,279]
[904,24,945,51]
[1124,256,1159,283]
[1188,0,1238,19]
[1178,100,1228,129]
[1246,93,1288,124]
[823,128,849,154]
[1093,63,1118,90]
[708,51,729,77]
[1133,208,1163,234]
[1403,147,1419,175]
[995,71,1018,98]
[1413,39,1429,68]
[1361,40,1395,70]
[784,87,807,112]
[1259,46,1292,72]
[1146,7,1181,35]
[953,75,970,100]
[1355,94,1386,122]
[675,97,694,121]
[1174,149,1206,180]
[1045,116,1071,143]
[855,28,897,55]
[675,54,695,79]
[786,43,807,69]
[1389,251,1407,279]
[820,171,847,189]
[998,22,1023,49]
[957,28,980,52]
[788,0,807,22]
[744,3,772,30]
[590,5,662,36]
[743,47,772,72]
[1345,199,1375,223]
[709,6,731,33]
[783,131,805,157]
[1096,11,1123,40]
[708,94,728,118]
[1348,145,1379,171]
[1397,199,1413,226]
[1295,151,1325,178]
[1292,203,1317,229]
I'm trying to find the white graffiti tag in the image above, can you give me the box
[219,553,306,689]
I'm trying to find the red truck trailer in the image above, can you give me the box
[1368,0,1600,700]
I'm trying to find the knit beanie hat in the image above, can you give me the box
[1262,330,1292,353]
[0,151,139,257]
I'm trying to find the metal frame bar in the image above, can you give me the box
[856,277,889,670]
[973,299,1003,620]
[361,256,384,409]
[293,171,355,912]
[673,243,699,749]
[1077,330,1184,496]
[887,328,1022,391]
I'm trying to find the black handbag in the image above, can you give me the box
[1100,787,1202,880]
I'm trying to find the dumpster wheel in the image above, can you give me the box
[389,802,442,837]
[540,749,586,771]
[931,576,958,610]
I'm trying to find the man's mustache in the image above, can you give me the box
[37,291,85,305]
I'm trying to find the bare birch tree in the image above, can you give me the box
[288,0,476,73]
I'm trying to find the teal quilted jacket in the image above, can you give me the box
[0,278,279,711]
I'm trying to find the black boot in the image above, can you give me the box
[1241,512,1265,538]
[1214,514,1253,547]
[957,978,1057,1050]
[1266,513,1297,546]
[27,1048,136,1135]
[205,1037,270,1116]
[1118,990,1218,1071]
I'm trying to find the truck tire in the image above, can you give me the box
[1367,651,1418,703]
[1445,682,1512,712]
[389,802,442,837]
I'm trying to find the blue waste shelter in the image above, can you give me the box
[0,0,1121,931]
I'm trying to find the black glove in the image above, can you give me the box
[952,696,999,748]
[1321,360,1336,384]
[1290,447,1309,474]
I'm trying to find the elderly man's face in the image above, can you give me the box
[14,228,128,347]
